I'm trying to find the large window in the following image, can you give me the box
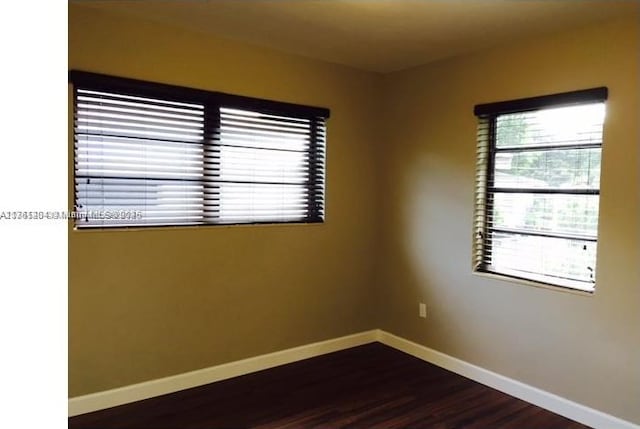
[70,71,328,228]
[473,88,607,292]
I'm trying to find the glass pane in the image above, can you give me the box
[218,146,308,184]
[220,107,311,151]
[75,178,205,227]
[496,103,605,149]
[494,148,600,189]
[492,193,599,237]
[218,183,308,223]
[489,231,596,287]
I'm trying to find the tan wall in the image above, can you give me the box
[70,4,640,424]
[68,5,381,396]
[377,17,640,423]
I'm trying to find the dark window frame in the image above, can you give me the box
[473,87,608,292]
[69,71,330,229]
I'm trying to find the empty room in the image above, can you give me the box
[64,1,638,428]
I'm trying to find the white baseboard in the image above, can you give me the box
[377,330,639,429]
[69,329,639,429]
[68,330,378,416]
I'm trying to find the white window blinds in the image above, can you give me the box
[217,107,325,223]
[71,71,328,228]
[473,88,607,292]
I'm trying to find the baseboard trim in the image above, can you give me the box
[69,329,638,429]
[68,330,378,417]
[377,330,639,429]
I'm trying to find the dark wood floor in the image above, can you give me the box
[69,343,590,429]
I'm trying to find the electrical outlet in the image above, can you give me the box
[419,302,427,318]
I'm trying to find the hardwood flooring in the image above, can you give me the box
[69,343,590,428]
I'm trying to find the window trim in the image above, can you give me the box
[474,87,607,116]
[69,70,330,230]
[472,87,608,293]
[69,71,330,119]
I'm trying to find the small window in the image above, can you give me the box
[70,71,329,228]
[473,88,607,292]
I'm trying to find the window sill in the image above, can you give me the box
[472,269,595,297]
[71,220,325,233]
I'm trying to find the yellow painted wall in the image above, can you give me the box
[68,5,381,396]
[378,17,640,423]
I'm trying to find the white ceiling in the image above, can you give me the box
[73,0,639,73]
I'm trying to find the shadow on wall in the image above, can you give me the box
[384,127,566,371]
[395,151,480,352]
